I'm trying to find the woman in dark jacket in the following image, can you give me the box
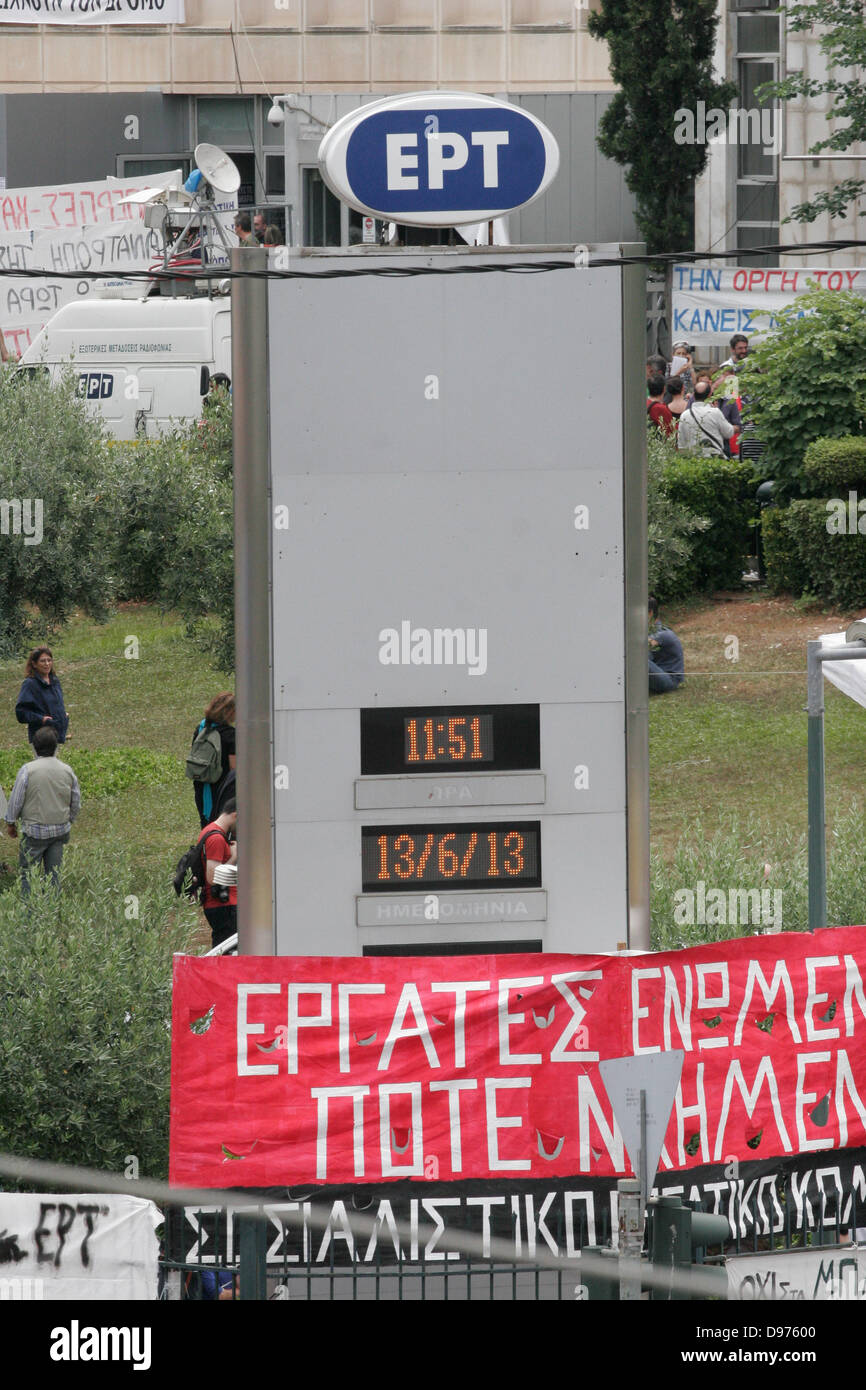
[192,692,236,828]
[15,647,70,745]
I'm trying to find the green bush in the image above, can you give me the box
[0,747,183,800]
[761,497,866,606]
[646,424,710,600]
[742,285,866,494]
[0,367,116,658]
[0,842,200,1184]
[101,437,194,602]
[662,452,755,592]
[802,435,866,494]
[761,504,812,596]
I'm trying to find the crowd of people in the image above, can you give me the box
[646,334,752,458]
[233,210,285,247]
[2,645,237,948]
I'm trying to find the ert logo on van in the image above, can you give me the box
[317,92,559,227]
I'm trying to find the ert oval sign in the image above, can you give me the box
[318,91,560,227]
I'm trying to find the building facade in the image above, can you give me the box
[0,3,642,248]
[696,0,866,269]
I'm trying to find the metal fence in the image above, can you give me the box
[159,1173,866,1300]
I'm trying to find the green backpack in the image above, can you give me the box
[185,720,223,783]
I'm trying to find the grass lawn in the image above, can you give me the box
[651,590,866,859]
[2,589,864,937]
[0,604,231,912]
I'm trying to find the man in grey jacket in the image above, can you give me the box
[677,379,736,457]
[4,727,81,896]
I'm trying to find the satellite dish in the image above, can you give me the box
[194,143,241,195]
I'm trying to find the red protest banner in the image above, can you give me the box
[169,928,866,1189]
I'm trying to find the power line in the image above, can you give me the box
[1,238,866,284]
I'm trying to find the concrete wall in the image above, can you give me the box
[0,2,614,94]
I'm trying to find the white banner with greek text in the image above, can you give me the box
[672,265,866,347]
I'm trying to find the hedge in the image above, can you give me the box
[661,453,756,592]
[762,498,866,606]
[802,436,866,496]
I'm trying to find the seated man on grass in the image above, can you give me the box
[649,595,684,695]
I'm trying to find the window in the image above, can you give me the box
[197,98,256,148]
[734,16,779,267]
[119,157,191,182]
[303,168,342,246]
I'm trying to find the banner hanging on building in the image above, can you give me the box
[0,1193,161,1300]
[672,265,866,346]
[169,927,866,1189]
[0,170,182,355]
[0,0,184,23]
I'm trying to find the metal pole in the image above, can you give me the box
[231,247,275,956]
[622,249,651,950]
[617,1178,643,1301]
[806,640,826,931]
[238,1210,268,1301]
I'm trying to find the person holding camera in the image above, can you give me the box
[198,797,237,949]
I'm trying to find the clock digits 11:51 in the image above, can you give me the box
[404,713,494,765]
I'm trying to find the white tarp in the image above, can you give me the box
[672,265,866,347]
[819,623,866,711]
[0,0,184,23]
[728,1244,866,1300]
[0,1193,161,1300]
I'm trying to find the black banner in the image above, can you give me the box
[165,1146,866,1267]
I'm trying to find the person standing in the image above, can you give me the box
[253,211,267,244]
[665,376,689,421]
[677,379,736,456]
[198,799,237,949]
[15,647,71,745]
[189,693,236,829]
[4,727,80,895]
[647,374,675,436]
[234,212,256,247]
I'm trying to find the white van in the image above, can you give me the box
[17,292,232,440]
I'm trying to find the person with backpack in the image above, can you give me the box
[187,693,236,828]
[197,798,237,949]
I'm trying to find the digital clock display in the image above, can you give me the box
[362,821,541,892]
[405,714,494,765]
[360,705,540,775]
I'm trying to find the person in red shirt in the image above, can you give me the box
[647,374,675,436]
[199,798,237,948]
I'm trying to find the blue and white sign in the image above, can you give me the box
[318,91,559,227]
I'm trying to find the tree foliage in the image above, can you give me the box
[0,368,116,658]
[741,285,866,492]
[587,0,736,254]
[0,843,199,1185]
[758,0,866,224]
[646,423,709,598]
